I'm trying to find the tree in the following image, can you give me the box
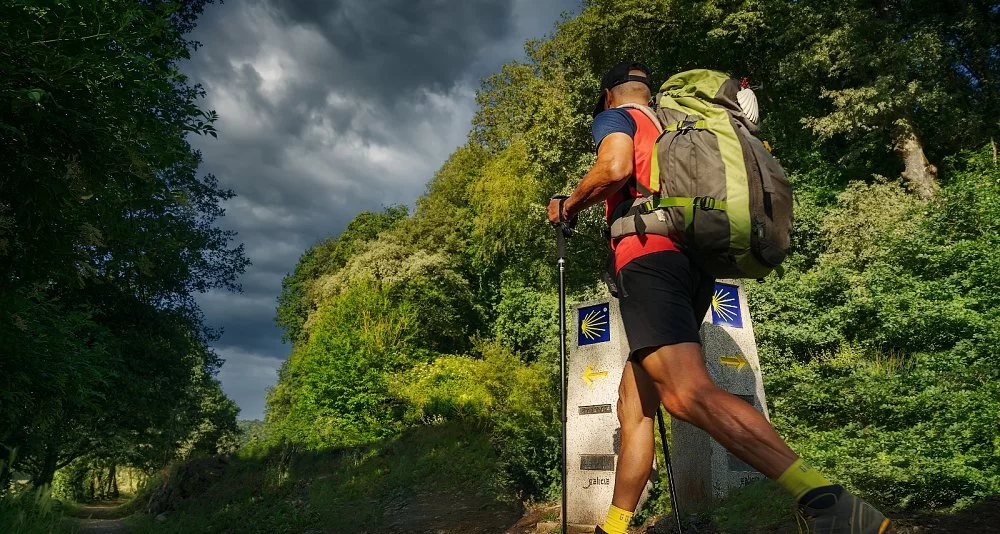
[773,0,1000,198]
[0,0,245,489]
[275,206,408,345]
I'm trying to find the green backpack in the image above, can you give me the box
[609,69,792,279]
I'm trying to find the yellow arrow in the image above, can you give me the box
[582,365,609,387]
[720,354,748,371]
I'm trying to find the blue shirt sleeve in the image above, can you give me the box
[592,108,637,149]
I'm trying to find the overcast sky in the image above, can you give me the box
[184,0,580,420]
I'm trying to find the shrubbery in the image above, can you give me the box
[750,146,1000,510]
[395,343,560,498]
[266,281,423,449]
[0,487,65,534]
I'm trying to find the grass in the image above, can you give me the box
[628,478,799,533]
[701,480,797,532]
[637,477,797,533]
[0,486,76,534]
[125,422,522,533]
[86,419,803,534]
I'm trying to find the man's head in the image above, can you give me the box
[593,61,653,117]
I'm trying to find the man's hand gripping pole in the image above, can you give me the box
[552,195,577,259]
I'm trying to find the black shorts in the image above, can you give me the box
[617,250,715,358]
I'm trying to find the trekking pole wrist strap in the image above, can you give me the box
[558,197,570,223]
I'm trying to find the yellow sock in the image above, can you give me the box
[600,504,633,534]
[777,458,833,501]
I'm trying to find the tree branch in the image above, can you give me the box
[32,32,109,46]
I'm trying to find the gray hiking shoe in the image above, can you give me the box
[795,485,893,534]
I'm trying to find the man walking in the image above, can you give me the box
[547,61,892,534]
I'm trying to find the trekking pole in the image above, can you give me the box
[553,196,574,534]
[656,407,684,534]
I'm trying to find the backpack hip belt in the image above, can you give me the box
[609,195,729,240]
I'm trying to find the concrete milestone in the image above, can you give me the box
[566,279,769,525]
[566,298,652,527]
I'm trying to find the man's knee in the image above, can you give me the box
[659,384,715,423]
[640,343,717,422]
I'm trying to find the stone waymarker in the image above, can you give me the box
[566,279,769,524]
[566,299,653,527]
[671,279,770,510]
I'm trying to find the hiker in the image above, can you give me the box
[546,61,892,534]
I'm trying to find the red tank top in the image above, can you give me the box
[605,107,678,273]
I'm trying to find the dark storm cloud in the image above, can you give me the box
[191,0,521,148]
[200,287,284,350]
[270,0,516,97]
[185,0,580,419]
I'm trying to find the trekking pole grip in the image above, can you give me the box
[551,195,574,260]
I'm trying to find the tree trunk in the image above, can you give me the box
[0,462,10,494]
[893,118,938,199]
[110,464,119,498]
[33,445,58,488]
[102,467,110,498]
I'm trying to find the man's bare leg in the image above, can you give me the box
[604,341,796,526]
[611,361,660,509]
[637,342,797,478]
[598,361,660,534]
[628,342,893,533]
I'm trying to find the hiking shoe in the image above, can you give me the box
[795,485,893,534]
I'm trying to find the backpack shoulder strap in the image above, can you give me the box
[615,103,663,133]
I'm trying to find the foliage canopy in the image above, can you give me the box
[1,0,244,498]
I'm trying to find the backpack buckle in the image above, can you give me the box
[638,199,656,214]
[694,197,711,210]
[680,118,699,130]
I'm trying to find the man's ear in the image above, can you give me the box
[604,88,614,110]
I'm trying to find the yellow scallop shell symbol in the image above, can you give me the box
[711,287,738,322]
[580,308,608,340]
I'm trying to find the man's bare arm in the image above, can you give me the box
[547,132,634,223]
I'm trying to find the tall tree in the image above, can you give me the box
[0,0,246,488]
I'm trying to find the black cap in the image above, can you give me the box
[593,61,653,117]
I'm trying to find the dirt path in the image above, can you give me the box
[70,503,130,534]
[75,517,129,534]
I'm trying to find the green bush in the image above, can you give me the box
[750,146,1000,510]
[394,343,560,499]
[265,281,423,449]
[767,345,1000,509]
[492,274,560,363]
